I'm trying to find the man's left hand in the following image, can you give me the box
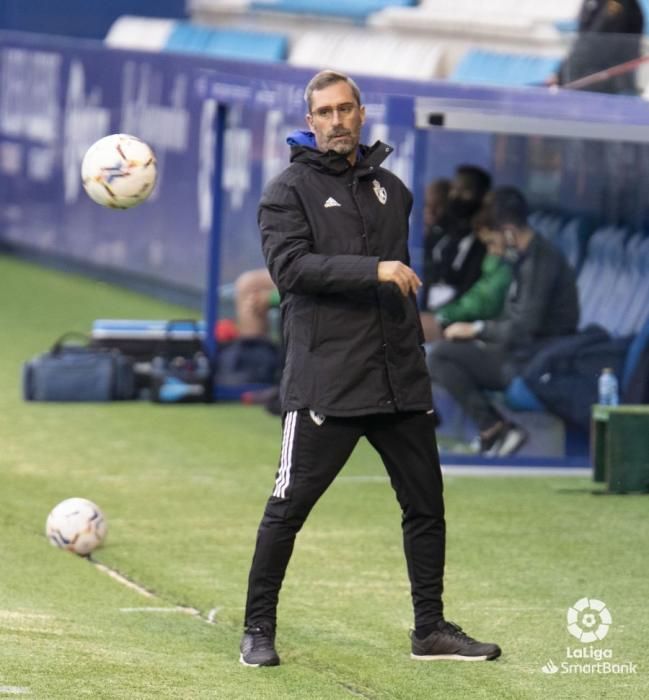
[443,322,478,340]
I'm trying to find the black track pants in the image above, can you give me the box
[244,410,445,630]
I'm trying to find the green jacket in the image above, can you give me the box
[436,254,512,325]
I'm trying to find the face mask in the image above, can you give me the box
[503,246,520,264]
[503,229,519,263]
[447,197,480,221]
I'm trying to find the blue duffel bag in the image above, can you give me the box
[23,333,136,401]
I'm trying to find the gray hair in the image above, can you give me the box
[304,70,362,113]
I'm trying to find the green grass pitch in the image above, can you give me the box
[0,254,647,699]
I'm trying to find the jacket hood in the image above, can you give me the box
[288,137,394,177]
[286,130,317,148]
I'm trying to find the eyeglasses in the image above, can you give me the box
[311,103,357,121]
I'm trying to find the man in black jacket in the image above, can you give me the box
[240,70,501,667]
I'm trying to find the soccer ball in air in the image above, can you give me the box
[81,134,157,209]
[46,497,108,555]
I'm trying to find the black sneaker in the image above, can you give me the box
[480,421,528,458]
[239,624,280,667]
[410,620,502,661]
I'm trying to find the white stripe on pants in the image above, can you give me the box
[273,410,297,498]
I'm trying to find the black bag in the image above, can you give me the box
[23,333,136,402]
[149,320,213,404]
[521,325,631,430]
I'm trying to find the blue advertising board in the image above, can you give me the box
[0,36,215,292]
[0,32,451,297]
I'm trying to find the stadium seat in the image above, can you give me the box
[106,15,177,51]
[288,30,444,80]
[593,232,637,336]
[106,16,288,61]
[451,49,560,87]
[251,0,415,22]
[190,0,251,11]
[604,232,645,337]
[165,22,287,60]
[370,0,583,38]
[586,230,622,329]
[617,235,649,335]
[554,216,594,272]
[577,226,626,330]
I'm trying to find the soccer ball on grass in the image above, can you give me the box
[81,133,157,209]
[46,497,108,555]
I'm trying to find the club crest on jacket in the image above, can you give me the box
[373,180,387,205]
[309,410,326,426]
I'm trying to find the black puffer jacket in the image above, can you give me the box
[258,140,433,417]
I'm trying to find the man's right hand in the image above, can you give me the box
[377,261,422,297]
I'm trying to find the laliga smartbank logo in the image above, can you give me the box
[567,597,611,643]
[541,598,638,676]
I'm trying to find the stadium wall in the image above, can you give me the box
[2,30,649,299]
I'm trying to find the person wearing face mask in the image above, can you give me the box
[421,178,451,298]
[427,187,579,457]
[420,216,513,343]
[423,166,492,313]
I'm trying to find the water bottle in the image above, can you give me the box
[598,368,619,406]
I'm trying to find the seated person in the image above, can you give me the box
[235,268,279,338]
[420,218,513,343]
[234,268,282,414]
[421,178,451,290]
[427,187,579,457]
[423,165,492,311]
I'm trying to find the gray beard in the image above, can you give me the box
[329,140,354,156]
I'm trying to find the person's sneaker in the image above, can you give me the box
[496,423,528,457]
[480,421,528,458]
[410,620,502,661]
[239,624,280,667]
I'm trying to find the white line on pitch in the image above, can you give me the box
[92,562,155,598]
[120,607,201,616]
[0,688,30,696]
[91,559,218,624]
